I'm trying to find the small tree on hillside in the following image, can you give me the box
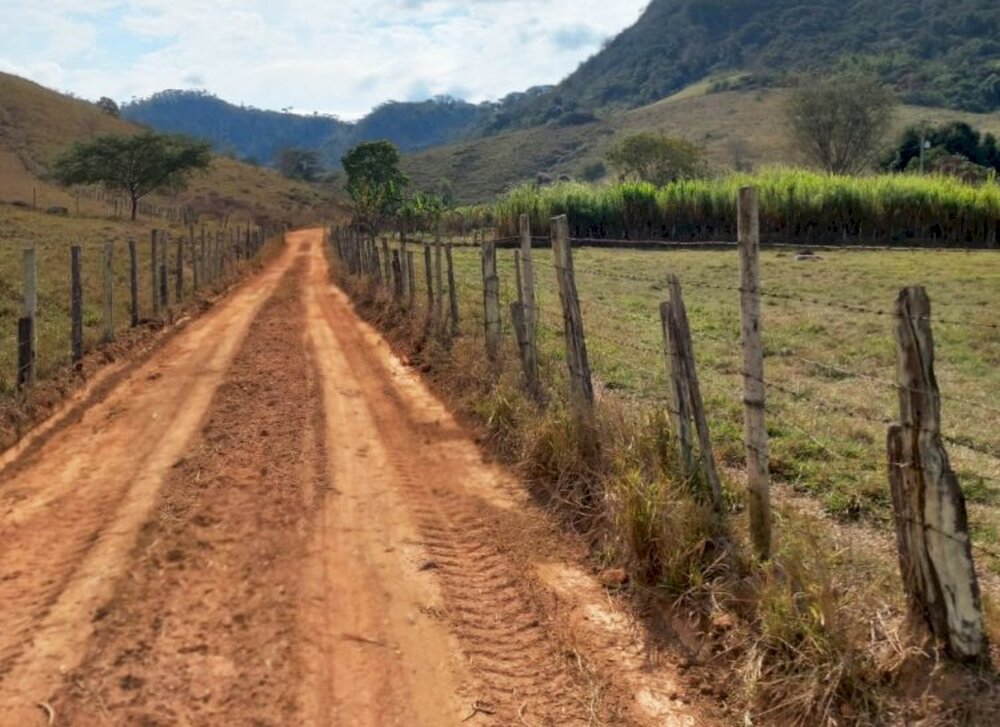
[342,141,408,232]
[607,133,707,185]
[95,97,121,118]
[787,74,896,174]
[52,132,211,220]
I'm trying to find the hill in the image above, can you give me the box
[123,90,493,168]
[402,87,1000,204]
[488,0,1000,132]
[0,72,338,225]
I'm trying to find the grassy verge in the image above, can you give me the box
[0,205,283,447]
[332,237,999,725]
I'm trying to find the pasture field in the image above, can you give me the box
[414,242,1000,567]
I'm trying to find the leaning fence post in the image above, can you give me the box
[102,241,114,343]
[887,286,988,664]
[481,236,502,360]
[22,247,37,384]
[71,246,83,366]
[175,235,184,302]
[665,276,724,512]
[129,238,140,327]
[446,243,460,337]
[551,215,594,414]
[739,187,771,561]
[159,260,169,317]
[661,301,694,474]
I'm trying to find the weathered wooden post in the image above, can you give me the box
[391,250,404,301]
[446,243,460,337]
[407,251,416,310]
[518,214,540,397]
[481,236,502,360]
[424,244,434,312]
[662,276,724,512]
[434,223,444,324]
[102,241,114,343]
[382,237,392,287]
[129,238,140,327]
[175,234,184,302]
[739,186,771,561]
[22,247,37,384]
[17,316,33,391]
[151,230,160,317]
[159,260,169,316]
[887,286,988,664]
[661,301,694,474]
[551,215,594,413]
[71,246,83,366]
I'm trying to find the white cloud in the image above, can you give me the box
[0,0,646,119]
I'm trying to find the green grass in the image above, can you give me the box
[400,239,1000,565]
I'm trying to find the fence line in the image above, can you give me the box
[331,195,997,663]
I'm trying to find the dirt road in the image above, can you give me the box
[0,231,710,726]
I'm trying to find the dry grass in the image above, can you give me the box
[0,71,341,225]
[334,236,1000,724]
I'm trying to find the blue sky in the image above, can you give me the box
[0,1,647,119]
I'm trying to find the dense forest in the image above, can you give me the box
[123,91,493,168]
[489,0,1000,131]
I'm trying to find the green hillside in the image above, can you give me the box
[487,0,1000,133]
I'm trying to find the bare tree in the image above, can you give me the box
[787,75,896,174]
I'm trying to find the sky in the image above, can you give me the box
[0,1,647,120]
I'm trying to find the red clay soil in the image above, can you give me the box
[0,231,717,726]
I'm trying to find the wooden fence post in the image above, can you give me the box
[129,238,139,327]
[481,237,502,360]
[159,260,169,316]
[17,316,33,391]
[151,230,160,317]
[407,251,416,310]
[661,301,694,474]
[22,247,37,384]
[424,244,434,311]
[102,241,114,343]
[446,243,460,337]
[739,186,771,561]
[663,276,724,512]
[193,230,201,292]
[391,250,404,301]
[71,246,83,366]
[887,286,988,664]
[434,224,444,324]
[175,234,184,302]
[382,237,392,287]
[518,214,540,397]
[551,215,594,413]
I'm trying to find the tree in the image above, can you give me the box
[341,141,408,232]
[606,133,707,185]
[885,121,1000,173]
[95,97,120,118]
[787,75,897,174]
[52,132,211,220]
[276,148,323,181]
